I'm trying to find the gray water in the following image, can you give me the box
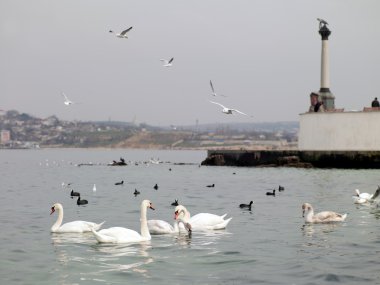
[1,149,380,285]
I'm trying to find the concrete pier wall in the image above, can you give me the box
[299,111,380,151]
[202,150,380,168]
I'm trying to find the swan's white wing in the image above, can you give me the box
[359,192,372,200]
[93,227,142,243]
[231,109,248,116]
[120,26,133,35]
[148,219,174,234]
[314,211,346,222]
[56,221,98,233]
[190,213,226,228]
[209,101,226,109]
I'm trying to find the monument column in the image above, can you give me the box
[318,19,335,110]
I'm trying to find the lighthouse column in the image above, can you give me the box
[321,38,330,91]
[318,22,335,110]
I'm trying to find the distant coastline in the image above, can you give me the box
[0,110,297,150]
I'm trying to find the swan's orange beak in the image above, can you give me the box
[50,207,55,215]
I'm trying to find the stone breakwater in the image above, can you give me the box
[201,150,380,168]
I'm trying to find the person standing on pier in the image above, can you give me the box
[371,97,379,107]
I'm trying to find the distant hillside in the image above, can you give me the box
[0,110,298,149]
[169,121,299,133]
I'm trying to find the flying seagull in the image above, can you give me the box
[210,80,226,97]
[62,92,74,106]
[160,57,174,67]
[109,27,133,38]
[317,18,328,28]
[209,101,249,116]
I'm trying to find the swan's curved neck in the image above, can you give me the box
[140,204,150,240]
[51,206,63,232]
[305,209,314,223]
[178,209,191,223]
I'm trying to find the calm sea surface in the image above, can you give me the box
[1,148,380,285]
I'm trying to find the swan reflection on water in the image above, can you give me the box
[173,230,231,249]
[51,232,95,245]
[92,241,152,258]
[90,242,154,278]
[301,223,340,238]
[300,223,343,251]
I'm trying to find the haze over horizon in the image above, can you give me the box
[1,0,379,126]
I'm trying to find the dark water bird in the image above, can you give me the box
[70,189,80,197]
[154,184,159,190]
[169,168,172,171]
[115,180,124,186]
[278,185,285,191]
[206,184,215,188]
[77,196,88,205]
[239,201,254,209]
[266,189,276,196]
[317,18,328,28]
[171,199,179,206]
[133,189,140,196]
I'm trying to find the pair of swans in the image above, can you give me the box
[302,203,347,223]
[50,203,104,233]
[148,205,232,234]
[352,187,380,204]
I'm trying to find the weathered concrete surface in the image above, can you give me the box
[201,150,380,168]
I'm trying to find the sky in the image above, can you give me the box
[1,0,379,126]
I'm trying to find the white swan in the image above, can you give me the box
[174,205,232,231]
[50,203,105,233]
[91,200,154,243]
[302,203,347,223]
[352,187,380,204]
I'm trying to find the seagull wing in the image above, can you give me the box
[231,109,248,116]
[209,100,226,109]
[121,26,133,35]
[210,80,215,93]
[62,92,70,102]
[371,186,380,200]
[168,57,174,64]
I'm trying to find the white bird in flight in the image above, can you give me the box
[62,92,74,106]
[210,80,226,97]
[209,101,249,116]
[109,27,133,38]
[160,57,174,67]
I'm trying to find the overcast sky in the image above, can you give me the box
[1,0,379,126]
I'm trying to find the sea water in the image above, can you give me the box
[1,149,379,284]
